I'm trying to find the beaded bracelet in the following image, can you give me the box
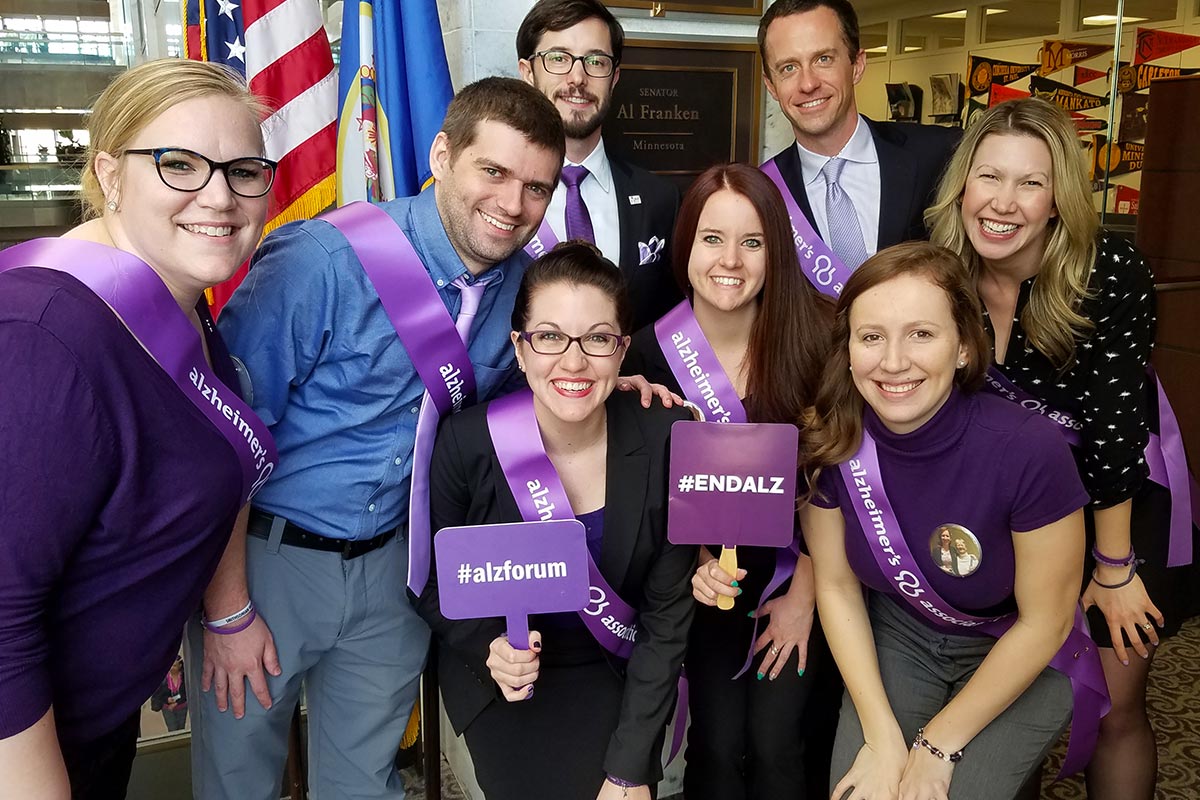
[912,728,963,763]
[1092,545,1136,568]
[202,599,254,629]
[1091,559,1144,590]
[205,609,258,635]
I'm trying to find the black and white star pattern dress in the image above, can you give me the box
[984,231,1190,643]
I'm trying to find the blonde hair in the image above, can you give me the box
[925,98,1097,369]
[81,58,267,220]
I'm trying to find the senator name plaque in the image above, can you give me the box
[604,40,762,189]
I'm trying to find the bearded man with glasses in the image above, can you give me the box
[517,0,682,331]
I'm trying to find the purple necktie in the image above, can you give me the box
[561,165,595,244]
[408,273,494,569]
[822,157,868,271]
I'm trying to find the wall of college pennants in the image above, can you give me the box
[864,23,1200,215]
[960,28,1200,215]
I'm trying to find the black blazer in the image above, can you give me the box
[416,391,696,784]
[767,118,960,249]
[610,154,683,330]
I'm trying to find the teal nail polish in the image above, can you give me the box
[797,668,805,677]
[737,588,743,596]
[756,671,764,681]
[731,580,739,588]
[746,611,755,618]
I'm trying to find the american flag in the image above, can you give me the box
[184,0,337,312]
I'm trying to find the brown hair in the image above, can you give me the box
[758,0,861,67]
[800,241,989,494]
[672,163,831,426]
[512,241,633,334]
[81,58,266,220]
[441,77,566,166]
[516,0,625,63]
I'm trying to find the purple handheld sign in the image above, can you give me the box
[434,520,590,649]
[668,421,799,610]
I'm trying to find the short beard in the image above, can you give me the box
[555,90,612,141]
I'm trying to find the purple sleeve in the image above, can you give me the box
[0,320,115,737]
[809,467,841,509]
[1008,415,1090,533]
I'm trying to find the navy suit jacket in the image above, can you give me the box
[767,118,960,249]
[609,153,682,330]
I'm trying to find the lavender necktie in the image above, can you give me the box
[408,273,493,571]
[822,157,869,271]
[561,165,595,244]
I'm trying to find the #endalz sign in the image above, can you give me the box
[435,520,590,645]
[667,421,798,548]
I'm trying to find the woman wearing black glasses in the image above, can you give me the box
[0,59,275,799]
[417,243,697,800]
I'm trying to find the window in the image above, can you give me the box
[1078,0,1177,28]
[982,1,1060,43]
[900,12,967,54]
[861,22,889,59]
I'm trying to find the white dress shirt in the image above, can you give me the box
[546,137,621,264]
[796,115,882,257]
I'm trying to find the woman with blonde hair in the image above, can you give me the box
[0,59,275,798]
[928,97,1189,800]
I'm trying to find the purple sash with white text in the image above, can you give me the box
[485,389,639,660]
[653,301,800,679]
[653,301,748,424]
[839,432,1110,777]
[984,365,1196,567]
[523,218,560,260]
[318,202,478,593]
[0,238,277,503]
[760,157,849,300]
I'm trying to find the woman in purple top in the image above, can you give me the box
[798,242,1091,800]
[928,97,1189,800]
[0,60,271,799]
[622,163,831,800]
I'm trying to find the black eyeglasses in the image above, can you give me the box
[519,330,625,357]
[530,49,617,78]
[124,147,278,198]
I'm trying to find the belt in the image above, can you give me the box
[247,510,399,560]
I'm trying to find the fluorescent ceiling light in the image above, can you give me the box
[1082,14,1148,25]
[932,8,1007,18]
[865,45,888,53]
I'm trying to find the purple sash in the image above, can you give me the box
[651,302,800,678]
[653,301,748,424]
[0,238,277,503]
[485,389,639,660]
[838,432,1110,777]
[983,365,1195,567]
[318,202,477,592]
[523,218,559,260]
[760,157,848,300]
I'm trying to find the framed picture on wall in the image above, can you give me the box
[603,0,764,16]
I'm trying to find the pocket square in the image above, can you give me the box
[638,236,666,265]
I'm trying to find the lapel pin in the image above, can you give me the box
[628,194,642,205]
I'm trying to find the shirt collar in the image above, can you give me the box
[567,138,613,194]
[796,115,877,187]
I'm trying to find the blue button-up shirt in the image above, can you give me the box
[220,189,527,540]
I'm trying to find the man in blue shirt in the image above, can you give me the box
[185,77,566,800]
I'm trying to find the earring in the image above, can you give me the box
[957,360,967,368]
[106,200,117,212]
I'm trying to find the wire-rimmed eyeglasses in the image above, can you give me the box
[124,147,278,198]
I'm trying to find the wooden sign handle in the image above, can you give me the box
[716,545,738,611]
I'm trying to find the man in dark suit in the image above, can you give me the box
[518,0,681,329]
[759,0,959,275]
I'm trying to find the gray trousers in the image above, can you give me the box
[831,593,1072,800]
[186,528,430,800]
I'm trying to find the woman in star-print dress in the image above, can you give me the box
[928,98,1190,800]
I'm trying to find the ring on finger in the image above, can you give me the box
[1142,622,1153,631]
[769,645,779,655]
